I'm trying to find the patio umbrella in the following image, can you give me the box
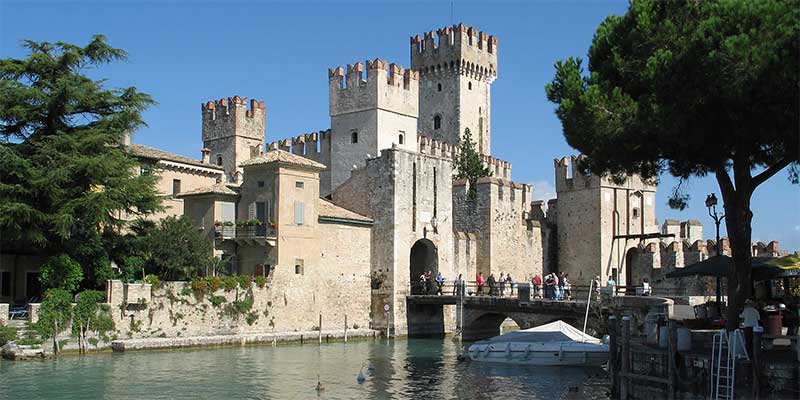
[666,255,732,306]
[752,254,800,281]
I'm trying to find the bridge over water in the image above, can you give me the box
[406,292,592,341]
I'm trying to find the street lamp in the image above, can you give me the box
[706,193,725,315]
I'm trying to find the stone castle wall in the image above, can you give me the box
[201,97,266,183]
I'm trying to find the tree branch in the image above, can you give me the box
[751,157,792,191]
[715,167,736,202]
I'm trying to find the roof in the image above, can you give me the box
[318,198,372,224]
[176,183,238,198]
[128,144,224,171]
[240,149,327,170]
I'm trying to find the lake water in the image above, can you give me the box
[0,337,609,399]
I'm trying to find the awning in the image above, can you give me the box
[665,255,777,279]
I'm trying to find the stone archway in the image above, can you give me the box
[410,239,438,295]
[625,247,637,294]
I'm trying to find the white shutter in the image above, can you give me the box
[221,202,235,222]
[248,202,256,220]
[294,201,304,225]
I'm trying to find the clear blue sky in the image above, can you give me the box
[2,0,798,251]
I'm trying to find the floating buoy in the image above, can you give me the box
[357,367,366,384]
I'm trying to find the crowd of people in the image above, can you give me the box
[530,272,572,300]
[415,269,580,301]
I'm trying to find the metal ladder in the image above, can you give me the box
[710,329,749,400]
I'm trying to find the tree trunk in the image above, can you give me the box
[718,169,754,331]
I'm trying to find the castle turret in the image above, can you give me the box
[553,155,658,286]
[201,96,266,183]
[328,59,419,191]
[411,24,497,154]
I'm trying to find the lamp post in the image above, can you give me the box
[705,193,725,313]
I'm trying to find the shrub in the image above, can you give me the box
[206,276,222,292]
[0,325,17,346]
[232,298,253,315]
[223,276,238,292]
[209,295,226,308]
[190,277,207,292]
[255,275,267,289]
[144,274,161,289]
[237,275,252,289]
[246,311,259,326]
[39,254,83,293]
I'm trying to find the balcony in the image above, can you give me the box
[215,224,276,246]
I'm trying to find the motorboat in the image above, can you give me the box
[467,320,609,366]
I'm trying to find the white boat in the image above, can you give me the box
[467,320,609,366]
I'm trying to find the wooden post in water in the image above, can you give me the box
[609,315,618,399]
[667,320,677,400]
[344,314,348,343]
[621,316,631,400]
[319,312,323,345]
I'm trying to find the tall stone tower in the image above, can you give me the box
[328,59,419,191]
[553,156,658,287]
[411,24,497,155]
[201,96,266,183]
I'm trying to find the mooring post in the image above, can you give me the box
[301,334,304,345]
[344,314,348,343]
[609,315,618,398]
[621,316,631,400]
[753,327,762,398]
[667,320,677,400]
[318,312,323,345]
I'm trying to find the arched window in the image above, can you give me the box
[437,83,442,92]
[216,155,223,166]
[351,131,358,144]
[398,133,404,145]
[434,115,442,130]
[468,81,472,90]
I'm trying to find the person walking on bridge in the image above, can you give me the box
[532,274,542,299]
[498,272,506,296]
[476,272,485,295]
[487,273,497,296]
[435,272,445,295]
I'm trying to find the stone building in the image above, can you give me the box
[4,23,789,337]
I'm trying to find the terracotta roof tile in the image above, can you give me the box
[318,198,372,223]
[128,144,224,171]
[240,149,326,170]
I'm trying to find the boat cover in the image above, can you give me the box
[481,320,601,345]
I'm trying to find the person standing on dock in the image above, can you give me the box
[435,272,445,295]
[487,273,497,296]
[498,272,506,296]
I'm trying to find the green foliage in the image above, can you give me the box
[453,128,491,199]
[245,311,259,326]
[71,290,114,348]
[144,274,161,289]
[255,275,267,289]
[223,276,238,292]
[209,295,226,308]
[231,298,253,315]
[0,325,16,346]
[121,256,147,283]
[545,0,799,328]
[34,288,73,354]
[237,275,252,290]
[39,254,83,293]
[0,36,161,288]
[144,216,212,280]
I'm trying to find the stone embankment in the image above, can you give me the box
[111,328,380,352]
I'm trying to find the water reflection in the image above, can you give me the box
[0,337,608,399]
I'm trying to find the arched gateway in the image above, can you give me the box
[409,239,438,295]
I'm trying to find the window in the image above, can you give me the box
[437,83,442,92]
[398,133,404,145]
[434,115,442,130]
[295,181,304,189]
[0,271,10,297]
[468,81,472,90]
[294,201,305,225]
[294,259,305,275]
[216,155,223,166]
[498,186,504,200]
[351,131,358,143]
[172,179,181,197]
[632,207,640,218]
[258,181,265,188]
[140,164,153,176]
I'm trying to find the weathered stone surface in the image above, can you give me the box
[1,342,45,360]
[0,303,8,325]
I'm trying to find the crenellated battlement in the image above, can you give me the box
[554,155,655,193]
[410,23,498,82]
[201,96,266,143]
[417,135,512,180]
[329,59,419,118]
[266,129,332,166]
[328,59,419,91]
[202,96,266,121]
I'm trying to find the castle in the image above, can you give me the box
[0,23,784,336]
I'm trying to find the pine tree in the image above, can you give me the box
[0,36,161,287]
[453,128,491,199]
